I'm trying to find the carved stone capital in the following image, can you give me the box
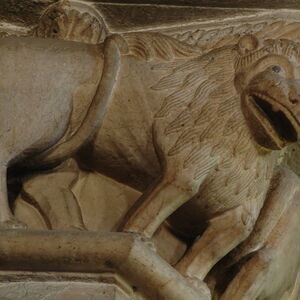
[0,1,299,299]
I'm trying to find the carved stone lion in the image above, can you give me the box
[112,34,300,285]
[78,33,300,289]
[0,32,299,296]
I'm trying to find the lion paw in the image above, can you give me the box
[0,217,27,230]
[186,276,211,298]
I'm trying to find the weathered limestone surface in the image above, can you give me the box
[0,281,128,300]
[0,1,299,299]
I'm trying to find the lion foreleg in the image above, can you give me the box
[121,175,201,238]
[220,249,271,300]
[228,166,299,265]
[121,144,218,238]
[221,190,300,300]
[176,205,255,281]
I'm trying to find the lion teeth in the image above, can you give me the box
[253,93,270,103]
[252,93,279,112]
[254,93,281,112]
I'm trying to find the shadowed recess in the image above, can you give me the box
[0,0,58,26]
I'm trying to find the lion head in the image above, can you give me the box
[235,35,300,150]
[153,35,300,177]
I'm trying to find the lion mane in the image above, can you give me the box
[148,37,300,180]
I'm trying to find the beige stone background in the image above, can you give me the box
[0,1,300,299]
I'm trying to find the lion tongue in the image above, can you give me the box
[246,95,283,150]
[252,95,297,143]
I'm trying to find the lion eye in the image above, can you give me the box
[272,65,282,73]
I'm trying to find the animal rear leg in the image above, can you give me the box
[222,190,300,299]
[121,177,198,238]
[0,165,26,229]
[176,205,255,281]
[220,250,271,300]
[228,167,299,265]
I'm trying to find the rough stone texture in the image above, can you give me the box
[0,282,128,300]
[0,1,299,299]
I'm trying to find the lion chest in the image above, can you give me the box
[198,156,273,214]
[169,147,277,237]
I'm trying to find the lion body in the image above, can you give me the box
[78,43,283,236]
[1,33,299,294]
[78,54,164,189]
[1,33,297,239]
[0,36,103,165]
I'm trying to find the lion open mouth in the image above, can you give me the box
[249,93,298,144]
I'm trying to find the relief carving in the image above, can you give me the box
[35,1,107,44]
[0,2,299,299]
[169,20,300,51]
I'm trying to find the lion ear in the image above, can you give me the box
[237,35,259,55]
